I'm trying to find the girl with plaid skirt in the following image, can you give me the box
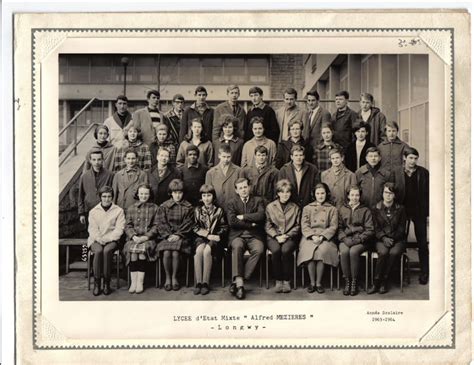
[156,179,195,291]
[114,125,152,172]
[192,184,228,295]
[124,184,160,294]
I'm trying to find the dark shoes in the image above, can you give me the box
[93,279,101,296]
[103,279,112,296]
[229,283,237,296]
[350,279,358,296]
[193,283,202,295]
[307,285,316,293]
[367,282,380,295]
[419,273,429,285]
[236,286,246,300]
[343,278,351,296]
[378,281,389,294]
[315,285,325,294]
[201,283,210,295]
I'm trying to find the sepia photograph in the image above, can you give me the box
[10,10,470,360]
[58,52,430,302]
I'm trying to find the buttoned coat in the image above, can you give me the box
[112,168,148,209]
[212,101,246,142]
[297,202,338,266]
[356,107,387,146]
[355,164,393,209]
[378,137,409,173]
[321,166,357,208]
[205,163,241,210]
[277,162,320,208]
[239,165,279,203]
[337,203,375,245]
[265,200,301,239]
[77,167,115,216]
[344,140,376,172]
[130,107,166,146]
[227,195,266,243]
[147,166,183,206]
[275,106,305,142]
[179,104,214,143]
[331,107,359,149]
[274,137,314,169]
[302,106,332,146]
[372,201,407,242]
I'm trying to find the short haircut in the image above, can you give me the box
[284,87,298,99]
[353,121,371,134]
[98,185,114,198]
[89,150,104,159]
[249,86,263,96]
[346,184,362,197]
[124,148,138,158]
[403,146,420,157]
[218,143,232,155]
[172,93,185,102]
[254,145,268,155]
[288,119,303,129]
[383,182,397,196]
[385,120,399,131]
[186,144,200,156]
[226,85,240,94]
[168,179,184,193]
[249,116,264,129]
[314,182,331,203]
[155,123,169,133]
[199,184,217,203]
[365,146,380,157]
[115,95,128,103]
[147,89,160,99]
[133,183,154,201]
[234,177,249,188]
[191,117,203,126]
[125,125,143,141]
[194,86,208,95]
[275,179,293,193]
[94,125,109,139]
[306,89,320,100]
[360,92,374,103]
[335,90,349,99]
[328,148,344,158]
[290,145,305,155]
[157,147,170,157]
[321,122,334,132]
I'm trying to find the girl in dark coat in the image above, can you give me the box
[367,182,407,295]
[192,184,228,295]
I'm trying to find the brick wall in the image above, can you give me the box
[269,55,305,99]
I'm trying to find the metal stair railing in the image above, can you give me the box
[59,97,105,167]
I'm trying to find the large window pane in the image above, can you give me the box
[202,57,224,83]
[68,56,90,83]
[224,58,246,83]
[59,56,67,83]
[368,55,380,98]
[410,103,428,164]
[90,56,113,83]
[398,55,409,107]
[135,56,156,83]
[180,58,200,84]
[398,109,410,144]
[248,57,268,83]
[160,56,180,84]
[112,57,133,83]
[410,55,428,103]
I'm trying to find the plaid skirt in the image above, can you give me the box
[123,239,158,266]
[156,237,192,255]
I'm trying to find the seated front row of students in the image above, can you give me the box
[86,176,411,300]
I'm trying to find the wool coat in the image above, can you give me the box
[297,201,339,266]
[378,137,409,173]
[356,107,387,146]
[176,138,214,169]
[277,162,320,208]
[265,200,301,239]
[112,167,148,209]
[147,165,183,206]
[213,136,244,166]
[103,111,132,148]
[275,105,305,142]
[83,141,117,172]
[212,101,246,142]
[241,137,277,168]
[344,140,376,172]
[179,103,214,143]
[302,106,332,146]
[227,195,266,244]
[77,167,115,216]
[113,139,152,172]
[205,163,241,210]
[244,103,280,144]
[274,137,314,169]
[321,166,357,208]
[131,107,166,146]
[337,203,375,245]
[87,203,125,248]
[355,164,393,209]
[239,165,279,203]
[331,107,359,149]
[372,201,407,243]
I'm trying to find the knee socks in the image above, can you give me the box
[130,259,146,272]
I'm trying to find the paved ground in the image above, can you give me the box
[60,249,429,301]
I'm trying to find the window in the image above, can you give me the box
[68,56,90,83]
[410,55,428,103]
[135,56,157,83]
[179,57,200,84]
[160,56,180,84]
[224,58,246,83]
[361,55,380,100]
[202,57,224,83]
[398,55,409,107]
[112,57,134,83]
[247,58,268,83]
[90,56,113,83]
[339,61,348,91]
[59,56,68,83]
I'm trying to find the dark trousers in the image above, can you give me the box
[231,236,264,281]
[374,241,405,281]
[339,242,367,279]
[267,237,297,281]
[409,217,429,276]
[91,241,117,280]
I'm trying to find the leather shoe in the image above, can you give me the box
[236,286,245,300]
[379,282,388,294]
[419,274,429,285]
[193,283,202,295]
[93,279,101,296]
[307,285,316,293]
[103,280,112,296]
[229,283,237,296]
[315,285,325,294]
[201,283,210,295]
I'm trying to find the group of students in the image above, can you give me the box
[77,84,429,300]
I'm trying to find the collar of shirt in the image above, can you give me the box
[349,202,360,210]
[252,102,266,110]
[241,197,249,204]
[147,107,160,113]
[337,107,347,113]
[192,102,209,110]
[125,167,137,173]
[293,164,303,172]
[187,162,200,169]
[332,165,344,175]
[255,163,266,171]
[404,165,417,176]
[221,135,237,142]
[285,104,297,112]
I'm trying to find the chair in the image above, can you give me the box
[86,248,122,290]
[370,251,409,292]
[265,249,297,290]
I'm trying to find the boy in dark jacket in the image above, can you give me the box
[179,145,208,206]
[356,92,387,146]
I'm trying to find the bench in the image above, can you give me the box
[59,238,87,273]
